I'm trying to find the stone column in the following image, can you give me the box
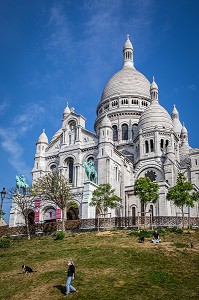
[81,181,98,219]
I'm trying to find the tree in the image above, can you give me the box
[31,171,74,231]
[167,173,199,228]
[8,188,35,240]
[134,177,159,228]
[90,183,122,216]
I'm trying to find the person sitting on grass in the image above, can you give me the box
[151,229,161,243]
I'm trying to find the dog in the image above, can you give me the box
[22,265,33,273]
[138,236,145,243]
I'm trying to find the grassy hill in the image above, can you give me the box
[0,229,199,300]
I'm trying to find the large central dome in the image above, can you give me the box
[101,67,150,102]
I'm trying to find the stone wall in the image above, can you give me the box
[0,217,198,237]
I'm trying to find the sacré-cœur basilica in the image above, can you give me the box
[9,36,199,228]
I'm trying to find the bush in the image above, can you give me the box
[0,238,11,248]
[167,228,183,234]
[54,231,65,240]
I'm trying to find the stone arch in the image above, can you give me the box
[50,164,57,171]
[28,210,35,225]
[67,203,79,220]
[136,166,164,182]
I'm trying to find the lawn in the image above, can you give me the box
[0,229,199,300]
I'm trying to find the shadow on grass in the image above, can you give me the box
[53,285,66,295]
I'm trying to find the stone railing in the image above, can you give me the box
[0,217,198,237]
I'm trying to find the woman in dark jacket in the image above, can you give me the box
[65,259,78,296]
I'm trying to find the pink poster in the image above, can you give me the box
[56,208,62,220]
[34,199,41,223]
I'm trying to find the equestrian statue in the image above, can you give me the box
[15,175,29,194]
[82,160,98,184]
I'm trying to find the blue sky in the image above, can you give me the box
[0,0,199,223]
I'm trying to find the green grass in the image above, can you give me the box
[0,230,199,300]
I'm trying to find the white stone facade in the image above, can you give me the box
[9,36,199,227]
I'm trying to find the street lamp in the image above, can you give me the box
[0,187,6,218]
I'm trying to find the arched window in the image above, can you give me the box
[145,141,149,153]
[145,170,157,182]
[150,139,154,152]
[66,158,74,183]
[68,120,77,143]
[122,124,128,140]
[132,207,136,225]
[50,164,57,171]
[160,139,164,149]
[112,125,118,141]
[132,124,138,139]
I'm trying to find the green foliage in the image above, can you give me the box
[167,227,183,234]
[167,173,199,210]
[54,231,65,240]
[0,238,11,248]
[90,183,121,213]
[31,171,74,210]
[134,177,159,206]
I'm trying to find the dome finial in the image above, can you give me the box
[123,35,134,69]
[150,76,158,102]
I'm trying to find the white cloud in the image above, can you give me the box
[0,102,46,183]
[0,100,10,116]
[13,103,45,135]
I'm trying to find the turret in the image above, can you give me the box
[32,129,49,181]
[150,76,158,102]
[123,34,134,68]
[180,123,191,154]
[171,105,182,137]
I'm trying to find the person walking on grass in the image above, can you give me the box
[65,259,78,296]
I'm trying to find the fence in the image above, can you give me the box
[0,216,198,237]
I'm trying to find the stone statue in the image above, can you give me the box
[82,160,97,183]
[16,175,29,194]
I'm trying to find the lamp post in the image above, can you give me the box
[0,187,6,219]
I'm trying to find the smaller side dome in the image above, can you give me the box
[37,129,48,144]
[181,123,188,135]
[63,102,70,118]
[171,105,182,136]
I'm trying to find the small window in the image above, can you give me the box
[145,141,149,153]
[122,124,128,140]
[112,125,118,141]
[150,139,154,152]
